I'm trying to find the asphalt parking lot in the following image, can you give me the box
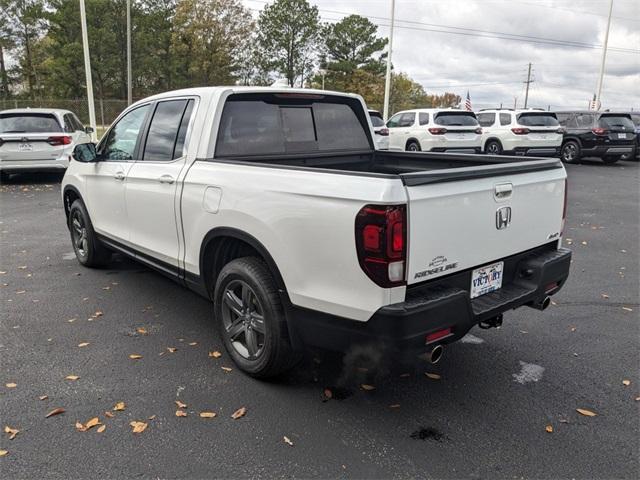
[1,159,638,479]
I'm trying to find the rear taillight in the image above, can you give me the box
[511,127,530,135]
[47,135,72,146]
[428,127,447,135]
[591,127,608,136]
[355,204,407,288]
[475,127,483,135]
[377,127,389,136]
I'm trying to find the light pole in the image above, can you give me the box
[79,0,97,141]
[126,0,132,105]
[594,0,613,110]
[382,0,395,121]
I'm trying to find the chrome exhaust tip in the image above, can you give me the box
[529,296,551,311]
[428,344,444,364]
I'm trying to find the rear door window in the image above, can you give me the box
[215,94,370,157]
[499,113,511,126]
[575,114,594,128]
[398,112,416,127]
[435,112,479,126]
[419,112,429,125]
[142,99,190,161]
[0,113,62,133]
[477,112,495,127]
[598,115,635,132]
[517,113,559,127]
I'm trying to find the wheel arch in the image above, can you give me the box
[562,135,582,148]
[483,137,502,151]
[62,185,83,222]
[405,137,421,150]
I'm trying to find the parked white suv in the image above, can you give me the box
[386,108,482,153]
[368,109,389,150]
[62,87,571,378]
[477,109,563,157]
[0,108,92,180]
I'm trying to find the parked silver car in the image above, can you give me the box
[0,108,92,180]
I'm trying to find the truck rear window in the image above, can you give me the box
[215,93,370,157]
[0,113,62,133]
[517,113,559,127]
[434,112,478,126]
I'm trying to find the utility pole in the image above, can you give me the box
[79,0,97,141]
[595,0,614,110]
[126,0,132,105]
[382,0,395,121]
[513,97,517,109]
[523,62,533,108]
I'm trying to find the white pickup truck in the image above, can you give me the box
[62,87,571,377]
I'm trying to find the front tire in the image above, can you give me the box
[68,200,112,267]
[560,140,581,164]
[406,140,421,152]
[214,257,298,378]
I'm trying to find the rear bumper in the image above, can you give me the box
[509,147,560,157]
[582,144,635,157]
[429,147,481,154]
[287,244,571,353]
[0,157,69,173]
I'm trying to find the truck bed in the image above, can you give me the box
[216,150,563,186]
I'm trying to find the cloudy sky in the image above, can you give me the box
[245,0,640,110]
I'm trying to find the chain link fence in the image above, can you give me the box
[0,99,129,129]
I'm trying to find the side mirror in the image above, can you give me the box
[85,126,94,134]
[73,142,98,163]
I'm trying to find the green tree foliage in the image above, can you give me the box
[257,0,320,87]
[170,0,253,87]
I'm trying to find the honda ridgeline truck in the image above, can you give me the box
[62,87,571,377]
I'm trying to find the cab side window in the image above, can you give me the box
[100,104,150,161]
[499,113,511,126]
[63,114,75,133]
[142,99,194,161]
[387,113,403,128]
[477,113,495,127]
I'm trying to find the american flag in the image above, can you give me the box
[465,91,472,111]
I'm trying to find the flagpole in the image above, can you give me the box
[79,0,97,141]
[382,0,395,122]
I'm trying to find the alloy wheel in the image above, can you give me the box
[221,280,266,360]
[71,211,88,258]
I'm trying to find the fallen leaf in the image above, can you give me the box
[581,241,587,245]
[45,407,65,418]
[425,373,441,380]
[231,407,246,419]
[77,342,90,348]
[323,388,333,399]
[545,425,553,433]
[622,307,633,312]
[399,373,411,378]
[4,426,19,440]
[635,397,640,402]
[5,383,16,388]
[622,380,631,386]
[148,415,156,420]
[129,421,147,433]
[85,417,101,430]
[208,351,222,358]
[360,384,376,391]
[283,435,294,446]
[601,293,609,299]
[188,342,197,346]
[175,410,187,417]
[200,412,216,418]
[104,411,114,418]
[75,422,86,432]
[94,311,103,317]
[175,400,187,409]
[559,419,569,424]
[39,395,48,401]
[97,425,106,433]
[576,408,597,417]
[113,401,126,411]
[102,286,110,290]
[67,318,76,323]
[389,404,401,409]
[65,375,79,381]
[136,327,148,335]
[129,354,143,360]
[221,366,233,372]
[570,327,577,332]
[0,450,7,456]
[167,347,177,353]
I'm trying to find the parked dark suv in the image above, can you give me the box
[620,112,640,161]
[555,111,636,164]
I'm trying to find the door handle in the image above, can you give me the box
[114,171,125,181]
[158,174,175,184]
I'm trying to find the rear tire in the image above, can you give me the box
[602,155,621,164]
[68,200,112,267]
[213,257,298,378]
[406,140,421,152]
[0,171,10,183]
[560,141,581,164]
[485,140,503,155]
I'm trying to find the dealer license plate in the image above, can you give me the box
[618,133,626,139]
[19,143,33,152]
[470,261,504,299]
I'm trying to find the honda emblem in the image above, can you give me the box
[496,206,512,230]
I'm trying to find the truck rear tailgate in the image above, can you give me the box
[402,159,566,285]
